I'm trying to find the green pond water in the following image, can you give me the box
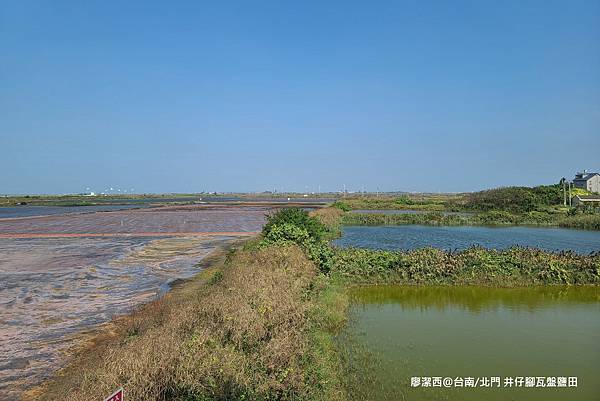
[345,286,600,401]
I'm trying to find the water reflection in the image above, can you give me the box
[350,285,600,312]
[345,285,600,401]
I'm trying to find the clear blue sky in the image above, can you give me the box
[1,0,599,194]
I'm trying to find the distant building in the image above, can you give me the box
[573,170,600,193]
[572,195,600,207]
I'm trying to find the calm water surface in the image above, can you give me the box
[346,286,600,401]
[334,225,600,254]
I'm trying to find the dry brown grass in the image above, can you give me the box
[32,244,324,401]
[309,208,344,233]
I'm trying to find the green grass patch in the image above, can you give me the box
[332,247,600,286]
[341,210,600,230]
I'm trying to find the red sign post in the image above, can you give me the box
[103,388,123,401]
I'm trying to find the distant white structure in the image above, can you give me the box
[572,195,600,207]
[573,170,600,193]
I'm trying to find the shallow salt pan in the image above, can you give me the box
[0,235,242,400]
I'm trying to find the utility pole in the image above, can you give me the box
[568,182,572,207]
[562,178,567,206]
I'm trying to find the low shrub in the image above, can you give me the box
[331,201,351,212]
[261,208,334,273]
[393,196,414,205]
[263,207,327,242]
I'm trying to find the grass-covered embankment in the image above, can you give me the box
[333,247,600,286]
[342,209,600,230]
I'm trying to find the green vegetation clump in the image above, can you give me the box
[393,196,414,206]
[333,247,600,286]
[263,208,328,242]
[464,185,563,212]
[331,201,351,212]
[261,208,335,273]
